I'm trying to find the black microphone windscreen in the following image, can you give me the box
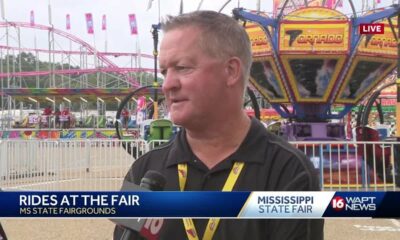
[140,170,166,191]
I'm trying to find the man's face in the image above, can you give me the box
[160,27,227,128]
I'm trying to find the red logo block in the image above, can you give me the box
[331,196,346,211]
[359,23,384,34]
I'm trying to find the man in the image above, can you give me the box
[121,107,130,131]
[41,106,52,128]
[60,107,70,129]
[115,11,323,240]
[54,108,61,128]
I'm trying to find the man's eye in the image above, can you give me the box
[160,69,167,76]
[176,66,189,71]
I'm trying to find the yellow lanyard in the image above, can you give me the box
[178,162,245,240]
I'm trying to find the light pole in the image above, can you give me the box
[151,24,160,120]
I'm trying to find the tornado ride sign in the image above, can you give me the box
[358,21,397,57]
[245,22,272,58]
[278,7,350,53]
[279,22,350,53]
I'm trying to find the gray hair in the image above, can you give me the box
[161,11,252,86]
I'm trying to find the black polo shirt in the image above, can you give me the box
[119,117,324,240]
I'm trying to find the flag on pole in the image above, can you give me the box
[102,14,107,30]
[272,0,280,18]
[129,14,138,35]
[197,0,205,10]
[137,96,147,111]
[48,3,53,25]
[179,0,183,14]
[147,0,155,10]
[30,10,35,26]
[326,0,335,8]
[66,14,71,30]
[136,96,147,124]
[85,13,94,34]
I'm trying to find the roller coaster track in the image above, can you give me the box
[0,67,156,78]
[0,45,154,58]
[0,21,153,88]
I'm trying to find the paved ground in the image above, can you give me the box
[325,219,400,240]
[1,219,115,240]
[1,218,400,239]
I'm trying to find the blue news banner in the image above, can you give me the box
[0,191,399,218]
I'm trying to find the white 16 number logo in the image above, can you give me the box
[331,196,345,211]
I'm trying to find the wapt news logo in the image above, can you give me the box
[331,196,376,212]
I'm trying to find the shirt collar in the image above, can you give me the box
[229,117,267,164]
[165,128,194,167]
[166,117,268,168]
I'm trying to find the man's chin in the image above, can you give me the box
[169,115,189,127]
[169,118,184,126]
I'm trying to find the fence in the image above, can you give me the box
[0,140,149,191]
[293,141,399,191]
[0,139,399,191]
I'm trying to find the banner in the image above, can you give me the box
[272,0,280,18]
[136,96,147,124]
[136,96,147,111]
[279,22,349,52]
[30,10,34,26]
[129,14,138,35]
[245,22,272,58]
[274,0,325,17]
[358,23,397,57]
[66,14,71,30]
[326,0,335,8]
[0,191,399,218]
[85,13,94,34]
[102,14,106,30]
[147,0,155,11]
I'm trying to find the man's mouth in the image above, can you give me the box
[170,98,186,104]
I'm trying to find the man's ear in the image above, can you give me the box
[225,57,242,87]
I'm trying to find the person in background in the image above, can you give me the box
[121,107,130,131]
[115,11,323,240]
[54,108,61,128]
[60,108,70,129]
[41,105,52,128]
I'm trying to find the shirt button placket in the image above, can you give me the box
[202,174,212,189]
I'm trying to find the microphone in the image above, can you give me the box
[139,171,166,191]
[0,189,8,240]
[112,170,166,240]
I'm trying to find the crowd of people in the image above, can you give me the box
[22,106,72,129]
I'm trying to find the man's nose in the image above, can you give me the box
[162,70,180,92]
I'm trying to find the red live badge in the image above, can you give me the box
[359,23,384,34]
